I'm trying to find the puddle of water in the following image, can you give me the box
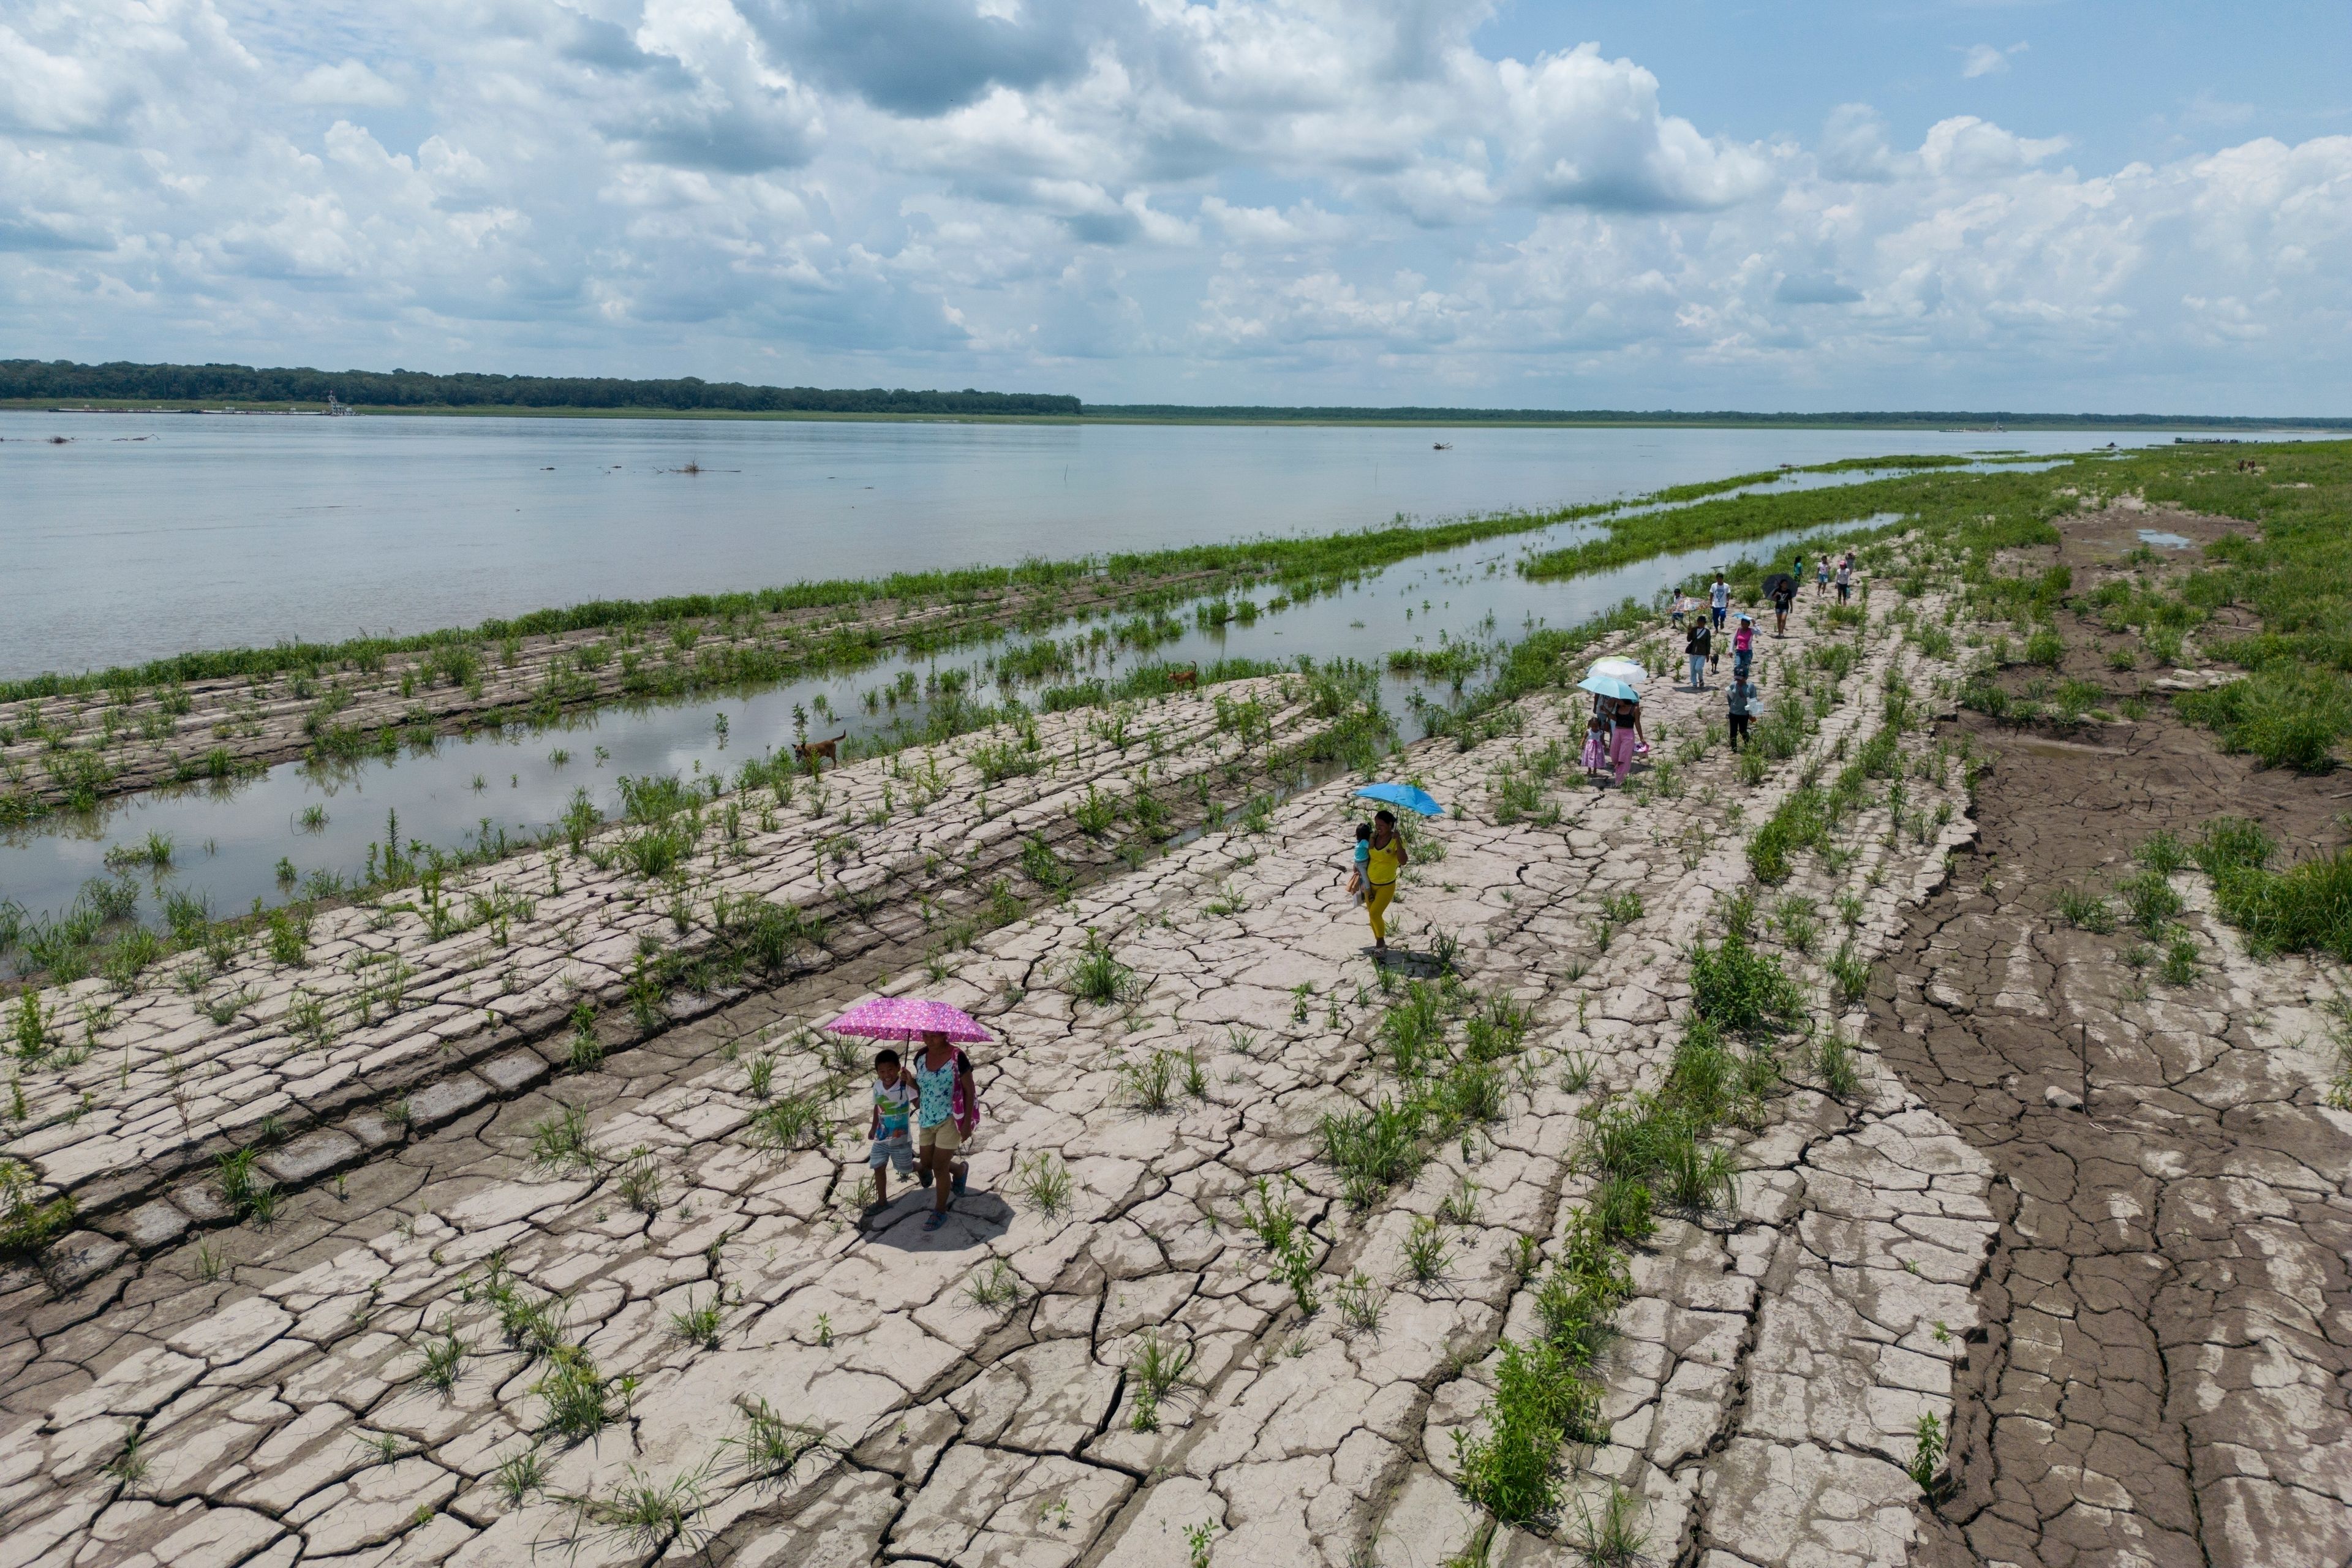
[2137,530,2194,549]
[0,502,1896,938]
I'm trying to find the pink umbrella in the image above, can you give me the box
[823,996,994,1043]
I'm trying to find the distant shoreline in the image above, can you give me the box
[4,398,2344,433]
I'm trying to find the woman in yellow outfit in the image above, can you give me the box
[1364,809,1408,951]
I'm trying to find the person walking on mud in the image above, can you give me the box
[1610,694,1643,785]
[1684,615,1712,690]
[1364,809,1407,953]
[1836,555,1853,604]
[911,1029,979,1231]
[1771,575,1796,637]
[1727,671,1759,749]
[1709,570,1730,631]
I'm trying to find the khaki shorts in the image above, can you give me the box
[918,1120,963,1153]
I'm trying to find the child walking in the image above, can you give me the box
[866,1049,916,1208]
[1345,823,1372,904]
[1581,710,1610,778]
[1727,674,1759,750]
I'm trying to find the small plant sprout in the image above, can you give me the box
[668,1291,723,1350]
[1907,1410,1947,1496]
[497,1446,549,1505]
[963,1257,1022,1312]
[105,1426,149,1491]
[417,1321,470,1392]
[1402,1216,1451,1285]
[1336,1270,1384,1336]
[1569,1483,1649,1567]
[1014,1151,1074,1217]
[527,1103,598,1174]
[728,1396,829,1485]
[1184,1520,1217,1568]
[1128,1330,1198,1433]
[1812,1030,1861,1101]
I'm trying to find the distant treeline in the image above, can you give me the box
[1087,404,2352,429]
[0,360,1081,417]
[10,361,2343,427]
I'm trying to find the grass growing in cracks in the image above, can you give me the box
[1454,937,1800,1525]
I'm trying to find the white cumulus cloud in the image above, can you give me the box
[290,60,404,107]
[0,0,2343,412]
[1959,41,2028,79]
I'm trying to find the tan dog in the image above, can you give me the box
[793,733,846,771]
[1167,667,1199,691]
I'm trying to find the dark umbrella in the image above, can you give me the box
[1762,571,1797,600]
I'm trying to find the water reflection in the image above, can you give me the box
[1,504,1890,933]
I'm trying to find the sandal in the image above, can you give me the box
[922,1211,948,1231]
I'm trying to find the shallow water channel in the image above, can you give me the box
[0,491,1911,941]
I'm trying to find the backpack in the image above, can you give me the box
[948,1047,982,1136]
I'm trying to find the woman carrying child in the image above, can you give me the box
[1364,810,1408,952]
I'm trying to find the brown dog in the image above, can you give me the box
[793,733,846,770]
[1167,667,1199,691]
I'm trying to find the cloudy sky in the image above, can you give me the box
[3,0,2348,411]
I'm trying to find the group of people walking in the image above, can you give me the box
[854,543,1867,1232]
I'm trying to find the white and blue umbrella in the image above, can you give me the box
[1586,657,1646,687]
[1578,673,1642,703]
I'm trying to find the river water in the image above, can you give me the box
[0,417,2202,936]
[2,411,2169,681]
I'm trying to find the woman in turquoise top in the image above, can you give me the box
[911,1030,978,1230]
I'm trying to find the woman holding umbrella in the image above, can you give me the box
[826,998,986,1231]
[1352,784,1439,953]
[1577,665,1646,783]
[1363,810,1407,951]
[911,1030,980,1228]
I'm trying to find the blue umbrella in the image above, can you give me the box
[1578,673,1642,702]
[1356,782,1443,816]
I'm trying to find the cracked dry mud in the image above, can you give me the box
[2,548,2343,1568]
[3,677,1343,1243]
[1884,713,2352,1568]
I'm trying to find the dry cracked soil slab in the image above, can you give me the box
[1879,707,2352,1568]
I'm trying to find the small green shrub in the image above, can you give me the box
[1688,931,1801,1035]
[2056,887,2115,933]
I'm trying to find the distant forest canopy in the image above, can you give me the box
[6,360,2343,428]
[0,359,1082,417]
[1087,404,2352,429]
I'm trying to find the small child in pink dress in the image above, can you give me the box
[1581,712,1610,776]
